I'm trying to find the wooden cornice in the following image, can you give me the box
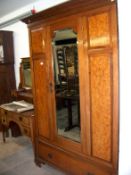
[22,0,116,25]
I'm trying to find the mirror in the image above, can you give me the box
[52,29,81,142]
[20,57,32,89]
[0,37,4,63]
[0,45,4,63]
[0,36,4,63]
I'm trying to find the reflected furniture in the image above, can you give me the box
[12,57,33,104]
[22,0,119,175]
[56,45,80,130]
[56,48,68,91]
[19,57,32,89]
[56,91,80,131]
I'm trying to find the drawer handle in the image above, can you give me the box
[19,117,23,121]
[48,153,53,159]
[86,173,94,175]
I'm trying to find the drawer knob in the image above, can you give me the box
[86,173,94,175]
[48,153,53,159]
[19,117,23,121]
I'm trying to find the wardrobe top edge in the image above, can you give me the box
[22,0,117,26]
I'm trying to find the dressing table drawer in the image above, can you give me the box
[18,115,30,126]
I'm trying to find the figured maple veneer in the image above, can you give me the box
[89,53,112,161]
[88,12,110,47]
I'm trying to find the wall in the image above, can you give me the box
[0,0,68,87]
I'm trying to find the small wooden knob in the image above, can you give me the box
[48,153,53,159]
[19,117,23,121]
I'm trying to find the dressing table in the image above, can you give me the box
[0,108,34,142]
[0,57,34,143]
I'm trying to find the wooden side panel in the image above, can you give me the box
[86,7,118,163]
[89,53,112,161]
[88,12,110,47]
[31,27,46,55]
[33,57,50,139]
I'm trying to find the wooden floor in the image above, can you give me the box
[0,133,66,175]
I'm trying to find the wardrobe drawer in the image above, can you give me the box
[38,142,112,175]
[38,142,82,175]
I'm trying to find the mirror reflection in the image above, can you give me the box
[20,57,32,88]
[0,37,4,63]
[52,29,81,142]
[0,45,4,63]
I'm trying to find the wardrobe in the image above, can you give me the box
[22,0,119,174]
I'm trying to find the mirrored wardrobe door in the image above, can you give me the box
[50,19,82,147]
